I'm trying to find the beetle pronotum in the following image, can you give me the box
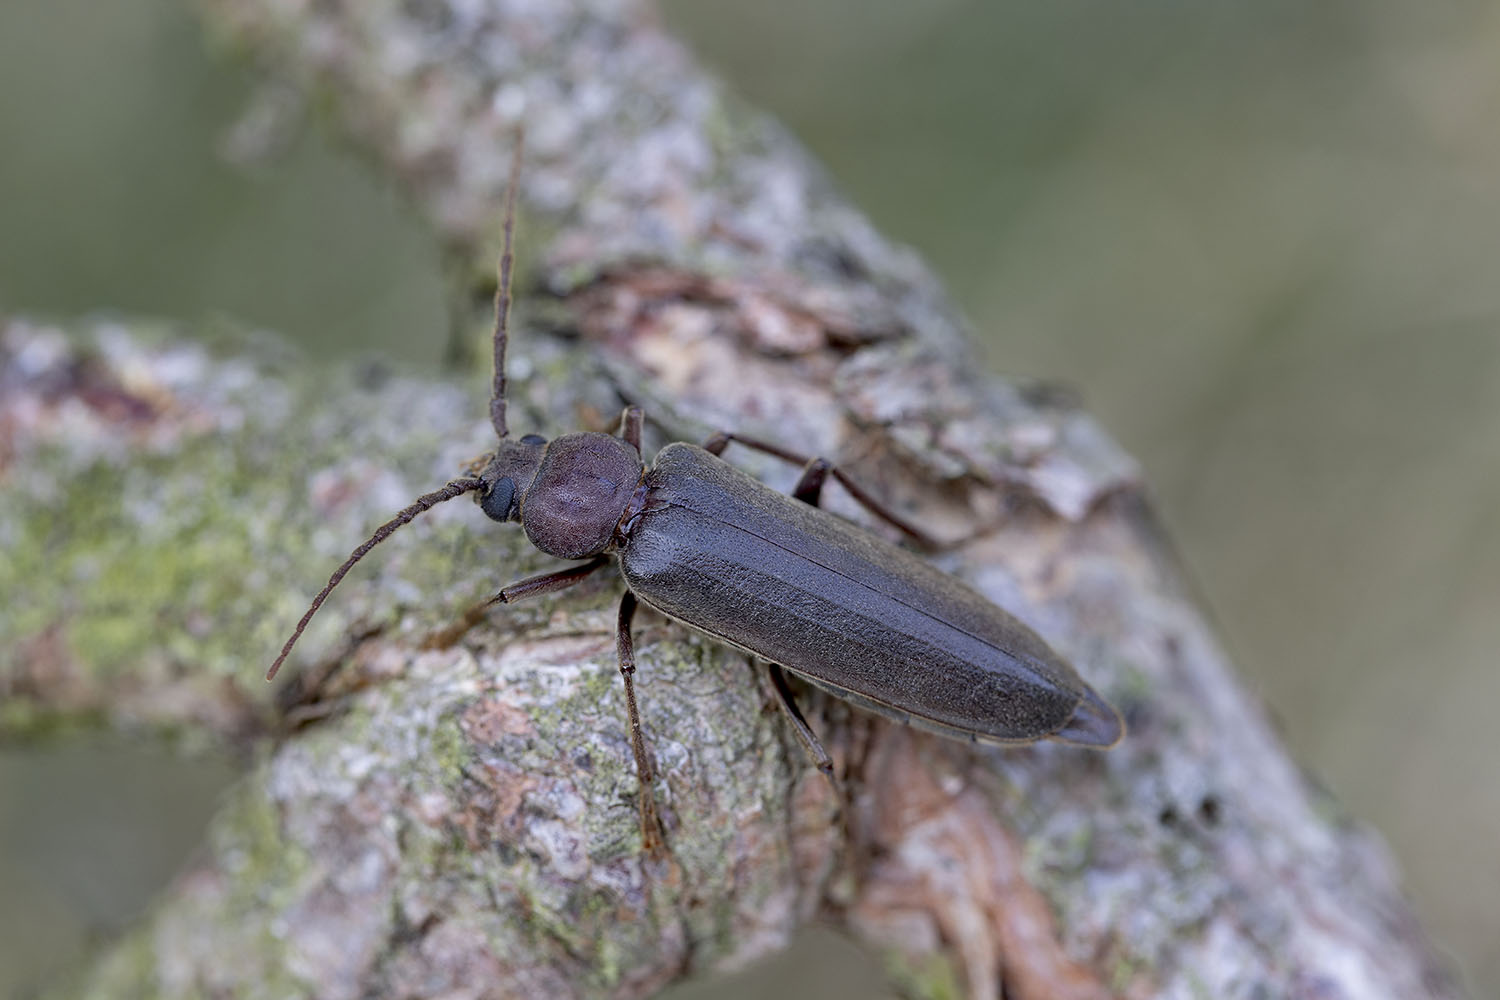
[269,134,1123,851]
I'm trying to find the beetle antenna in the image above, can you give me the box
[267,476,486,681]
[489,127,525,441]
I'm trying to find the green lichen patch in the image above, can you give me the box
[0,318,521,742]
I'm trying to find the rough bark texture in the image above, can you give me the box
[0,0,1462,998]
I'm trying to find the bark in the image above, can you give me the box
[0,0,1461,997]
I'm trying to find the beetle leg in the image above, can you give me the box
[791,458,831,507]
[490,556,610,605]
[701,431,936,547]
[765,662,835,778]
[616,405,644,452]
[616,591,666,856]
[422,557,610,649]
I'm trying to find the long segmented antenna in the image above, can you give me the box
[270,135,525,682]
[267,477,485,680]
[490,127,525,441]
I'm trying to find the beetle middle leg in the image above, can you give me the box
[701,431,935,547]
[615,405,643,451]
[790,457,831,507]
[615,591,666,856]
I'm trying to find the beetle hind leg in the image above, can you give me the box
[765,662,835,779]
[702,431,935,547]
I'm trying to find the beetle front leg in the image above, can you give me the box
[490,556,610,604]
[702,431,935,547]
[422,557,609,649]
[616,591,666,857]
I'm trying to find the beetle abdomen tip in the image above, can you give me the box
[1049,685,1126,749]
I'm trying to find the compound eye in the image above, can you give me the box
[520,434,546,446]
[480,476,517,522]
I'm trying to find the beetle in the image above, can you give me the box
[268,135,1123,850]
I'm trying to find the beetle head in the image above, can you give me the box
[476,434,547,523]
[489,431,643,560]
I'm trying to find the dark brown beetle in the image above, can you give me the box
[269,136,1122,849]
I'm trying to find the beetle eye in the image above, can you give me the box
[480,476,517,522]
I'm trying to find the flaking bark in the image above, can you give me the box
[0,0,1462,997]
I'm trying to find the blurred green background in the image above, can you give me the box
[2,0,1497,995]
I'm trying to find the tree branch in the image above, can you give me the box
[0,0,1460,996]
